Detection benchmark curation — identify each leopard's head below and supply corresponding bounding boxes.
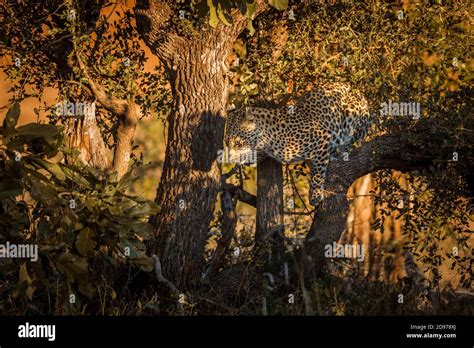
[224,107,261,152]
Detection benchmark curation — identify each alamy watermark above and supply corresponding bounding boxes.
[324,242,365,262]
[380,100,420,120]
[18,322,55,341]
[0,242,38,262]
[55,101,96,118]
[217,147,257,166]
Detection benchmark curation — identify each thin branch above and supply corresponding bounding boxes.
[75,50,128,115]
[222,182,256,207]
[152,254,184,313]
[152,254,180,294]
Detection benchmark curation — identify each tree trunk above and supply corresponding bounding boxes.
[64,105,110,171]
[255,157,285,273]
[133,0,271,289]
[148,42,230,289]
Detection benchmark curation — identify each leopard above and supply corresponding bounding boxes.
[224,81,372,206]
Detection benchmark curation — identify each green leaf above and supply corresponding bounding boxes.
[121,239,146,259]
[247,20,256,36]
[55,252,92,297]
[126,201,160,217]
[245,1,256,19]
[218,7,232,26]
[75,227,97,256]
[60,165,92,188]
[217,1,233,26]
[208,0,219,28]
[3,102,20,129]
[237,0,247,15]
[85,198,95,212]
[268,0,288,11]
[56,252,88,279]
[16,123,60,137]
[27,174,59,205]
[28,157,66,181]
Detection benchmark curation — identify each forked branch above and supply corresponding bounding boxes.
[74,50,139,178]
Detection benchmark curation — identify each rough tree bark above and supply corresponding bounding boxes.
[135,0,269,289]
[256,158,285,273]
[65,105,110,170]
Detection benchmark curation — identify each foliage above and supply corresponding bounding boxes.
[0,0,472,315]
[225,0,473,290]
[180,0,288,29]
[0,0,171,148]
[0,103,158,314]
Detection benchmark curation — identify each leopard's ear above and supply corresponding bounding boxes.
[244,106,254,120]
[245,107,266,121]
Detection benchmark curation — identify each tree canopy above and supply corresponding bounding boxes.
[0,0,472,315]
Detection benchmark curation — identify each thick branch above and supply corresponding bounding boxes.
[134,0,184,62]
[135,0,269,63]
[304,117,473,275]
[323,120,440,191]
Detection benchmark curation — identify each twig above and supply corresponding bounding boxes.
[152,254,184,313]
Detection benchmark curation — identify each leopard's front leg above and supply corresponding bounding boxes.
[309,144,331,206]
